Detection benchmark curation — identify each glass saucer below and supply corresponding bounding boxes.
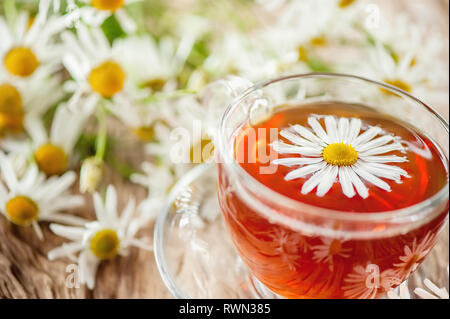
[154,163,449,299]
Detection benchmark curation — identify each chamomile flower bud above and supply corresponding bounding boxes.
[79,157,104,194]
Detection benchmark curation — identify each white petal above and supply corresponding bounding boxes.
[316,165,339,197]
[301,165,329,195]
[48,242,84,260]
[41,213,87,226]
[324,116,339,143]
[118,197,135,237]
[423,279,449,299]
[347,168,369,199]
[358,155,408,163]
[32,221,44,241]
[46,195,85,211]
[272,157,323,167]
[307,117,331,145]
[49,224,86,241]
[359,143,405,156]
[292,121,328,146]
[0,152,18,190]
[339,166,356,198]
[358,162,407,181]
[93,192,106,223]
[76,23,98,58]
[24,116,48,147]
[414,288,439,299]
[272,141,322,156]
[285,162,327,181]
[78,251,100,290]
[115,9,137,33]
[352,163,391,192]
[18,165,39,192]
[355,135,395,153]
[280,129,322,149]
[352,126,382,147]
[338,117,350,143]
[50,171,77,198]
[347,118,362,144]
[105,185,118,221]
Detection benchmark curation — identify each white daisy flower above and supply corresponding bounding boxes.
[61,23,145,116]
[0,151,84,240]
[393,232,438,280]
[361,40,446,104]
[2,104,88,176]
[311,238,352,271]
[66,0,141,33]
[113,35,184,92]
[0,71,64,135]
[271,115,409,199]
[47,185,153,289]
[131,162,174,200]
[0,0,65,79]
[204,32,278,82]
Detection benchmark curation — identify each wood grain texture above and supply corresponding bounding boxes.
[0,0,448,299]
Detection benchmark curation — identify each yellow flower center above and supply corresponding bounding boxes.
[310,36,327,47]
[381,79,412,95]
[329,239,343,255]
[339,0,357,8]
[133,125,155,142]
[297,46,308,62]
[91,0,125,12]
[34,143,68,176]
[0,83,24,133]
[90,229,120,260]
[6,196,39,226]
[322,143,358,166]
[144,78,167,91]
[88,61,125,98]
[190,136,214,163]
[27,16,36,30]
[4,47,39,77]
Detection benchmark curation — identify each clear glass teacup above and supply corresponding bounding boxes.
[216,73,449,299]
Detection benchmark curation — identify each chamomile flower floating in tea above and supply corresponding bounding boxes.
[272,115,409,198]
[2,105,87,176]
[0,0,65,79]
[0,152,84,240]
[48,185,153,289]
[67,0,141,33]
[61,24,143,115]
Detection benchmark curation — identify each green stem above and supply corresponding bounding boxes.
[95,108,108,161]
[4,0,17,25]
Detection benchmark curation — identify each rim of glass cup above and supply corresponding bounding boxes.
[217,72,449,225]
[154,163,213,299]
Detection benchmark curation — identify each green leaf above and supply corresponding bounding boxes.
[307,57,333,72]
[101,15,126,44]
